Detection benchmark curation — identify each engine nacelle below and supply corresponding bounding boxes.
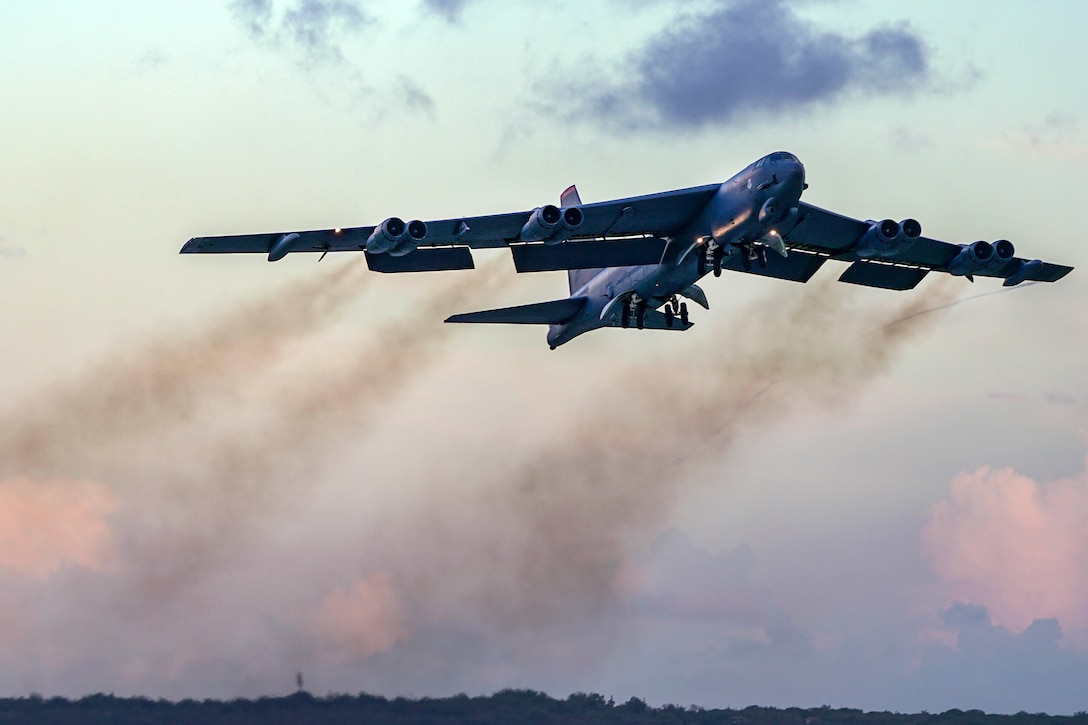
[855,218,920,258]
[993,239,1016,264]
[366,217,408,254]
[388,219,428,257]
[520,205,583,245]
[948,239,1015,277]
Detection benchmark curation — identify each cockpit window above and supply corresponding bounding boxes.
[766,151,798,163]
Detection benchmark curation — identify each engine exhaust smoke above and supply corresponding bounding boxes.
[0,262,367,478]
[355,277,965,669]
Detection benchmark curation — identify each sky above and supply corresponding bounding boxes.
[1,0,1087,714]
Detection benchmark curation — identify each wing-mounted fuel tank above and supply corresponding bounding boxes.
[366,217,428,256]
[948,239,1015,278]
[520,204,584,245]
[855,218,921,259]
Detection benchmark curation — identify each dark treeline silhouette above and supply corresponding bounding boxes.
[1,690,1085,725]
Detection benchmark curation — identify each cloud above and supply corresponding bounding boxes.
[0,479,117,577]
[985,111,1088,164]
[313,573,411,659]
[422,0,471,22]
[229,0,371,62]
[230,0,274,38]
[922,457,1088,639]
[906,603,1088,714]
[573,0,932,129]
[395,76,435,116]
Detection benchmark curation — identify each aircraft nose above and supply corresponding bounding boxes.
[781,161,805,195]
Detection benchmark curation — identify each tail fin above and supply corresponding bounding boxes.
[560,184,603,294]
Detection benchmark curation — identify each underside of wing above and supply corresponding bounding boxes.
[510,238,669,272]
[725,249,827,283]
[181,227,373,256]
[181,183,721,273]
[780,202,1073,287]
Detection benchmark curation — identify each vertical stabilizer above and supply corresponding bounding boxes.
[561,185,602,294]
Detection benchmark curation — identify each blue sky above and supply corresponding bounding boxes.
[1,0,1087,713]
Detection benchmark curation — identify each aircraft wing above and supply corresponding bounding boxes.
[179,184,721,272]
[777,202,1073,289]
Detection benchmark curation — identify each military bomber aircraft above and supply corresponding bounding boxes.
[181,152,1073,349]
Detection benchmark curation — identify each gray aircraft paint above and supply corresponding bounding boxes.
[181,152,1072,349]
[545,153,805,348]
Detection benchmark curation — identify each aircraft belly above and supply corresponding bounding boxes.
[635,259,700,305]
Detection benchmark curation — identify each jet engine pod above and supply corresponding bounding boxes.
[855,219,914,258]
[366,217,408,254]
[561,206,583,230]
[520,205,562,242]
[521,204,584,244]
[389,219,429,257]
[993,239,1015,263]
[948,240,998,277]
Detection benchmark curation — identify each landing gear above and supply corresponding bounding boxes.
[664,302,675,328]
[704,243,724,277]
[740,244,768,271]
[701,242,725,278]
[679,302,689,326]
[621,295,647,330]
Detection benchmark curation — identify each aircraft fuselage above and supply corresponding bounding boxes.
[547,152,806,348]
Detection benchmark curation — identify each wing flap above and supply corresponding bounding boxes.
[364,248,474,273]
[511,238,668,272]
[839,262,929,290]
[445,297,586,325]
[726,250,827,282]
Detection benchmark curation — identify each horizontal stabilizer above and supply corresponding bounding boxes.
[512,238,668,272]
[604,307,693,331]
[365,248,474,273]
[446,297,587,325]
[839,261,929,290]
[726,249,826,282]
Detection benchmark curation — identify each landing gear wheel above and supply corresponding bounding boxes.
[664,304,675,328]
[756,246,768,269]
[635,301,647,330]
[698,250,707,277]
[712,247,724,277]
[621,303,630,329]
[679,302,689,326]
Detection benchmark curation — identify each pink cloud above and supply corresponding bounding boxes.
[0,478,118,577]
[922,460,1088,636]
[312,573,411,660]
